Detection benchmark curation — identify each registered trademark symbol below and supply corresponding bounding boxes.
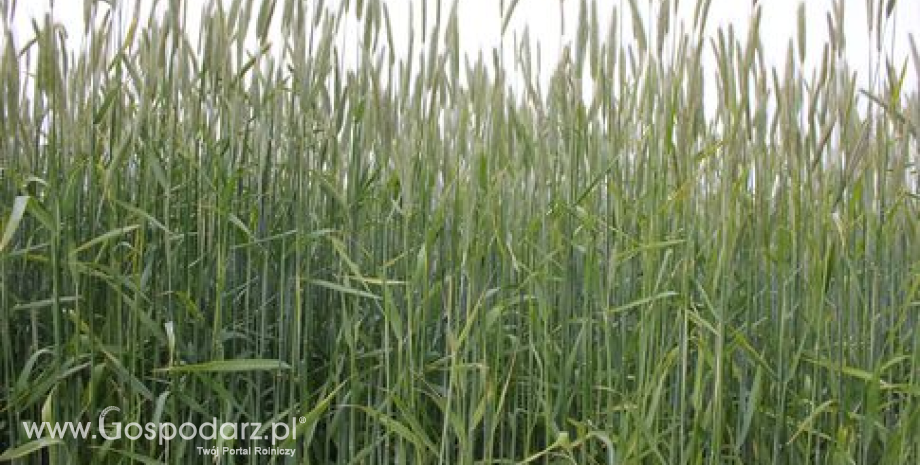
[299,417,306,424]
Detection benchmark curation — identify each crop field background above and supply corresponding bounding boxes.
[1,0,919,463]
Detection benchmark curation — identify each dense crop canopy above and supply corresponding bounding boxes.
[1,0,919,463]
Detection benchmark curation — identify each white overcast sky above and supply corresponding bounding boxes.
[4,0,919,99]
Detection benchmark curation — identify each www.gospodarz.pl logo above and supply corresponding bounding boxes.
[22,406,304,457]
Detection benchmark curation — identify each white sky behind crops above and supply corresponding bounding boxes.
[3,0,919,109]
